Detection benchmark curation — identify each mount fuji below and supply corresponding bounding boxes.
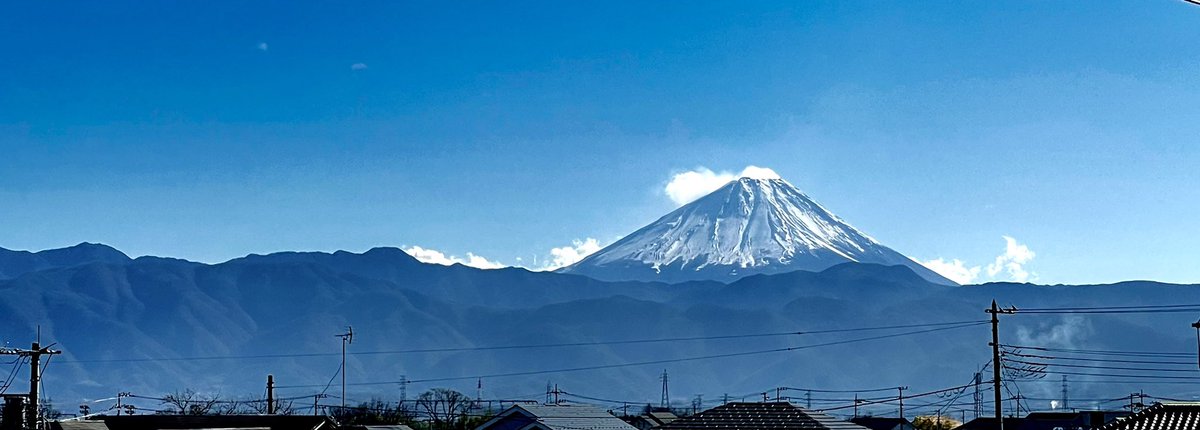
[559,176,954,285]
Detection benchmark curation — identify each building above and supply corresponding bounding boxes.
[954,410,1129,430]
[1098,402,1200,430]
[849,417,915,430]
[658,402,869,430]
[475,404,638,430]
[623,411,678,430]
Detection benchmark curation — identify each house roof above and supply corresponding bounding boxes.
[848,417,911,430]
[476,404,637,430]
[49,422,112,430]
[658,402,870,430]
[646,412,678,426]
[1098,403,1200,430]
[96,414,335,430]
[952,417,1025,430]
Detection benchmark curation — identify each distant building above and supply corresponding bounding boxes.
[1098,402,1200,430]
[475,404,638,430]
[849,416,915,430]
[658,402,869,430]
[622,411,678,430]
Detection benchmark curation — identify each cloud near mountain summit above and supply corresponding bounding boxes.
[664,166,780,206]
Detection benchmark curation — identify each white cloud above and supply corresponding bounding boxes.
[919,236,1036,284]
[920,258,981,284]
[257,42,269,51]
[987,235,1036,282]
[351,63,368,71]
[403,245,504,270]
[664,166,781,206]
[543,238,603,271]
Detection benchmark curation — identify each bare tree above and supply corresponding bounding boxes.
[417,389,471,430]
[160,390,220,415]
[333,398,414,426]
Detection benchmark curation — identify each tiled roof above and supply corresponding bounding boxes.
[478,404,637,430]
[659,402,870,430]
[1099,403,1200,430]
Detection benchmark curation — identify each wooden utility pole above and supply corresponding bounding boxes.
[897,386,908,419]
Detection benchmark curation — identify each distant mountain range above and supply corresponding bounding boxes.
[559,178,953,285]
[2,242,1198,415]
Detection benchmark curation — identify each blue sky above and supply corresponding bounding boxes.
[2,1,1198,284]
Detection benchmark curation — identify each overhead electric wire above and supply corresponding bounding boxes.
[1006,358,1200,373]
[779,385,904,394]
[1000,344,1193,358]
[1003,350,1196,366]
[276,321,987,389]
[1003,365,1200,381]
[1011,303,1200,315]
[59,319,989,364]
[815,382,984,412]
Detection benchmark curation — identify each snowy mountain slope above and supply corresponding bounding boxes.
[560,177,954,285]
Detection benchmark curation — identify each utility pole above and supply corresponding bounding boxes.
[1192,320,1200,369]
[336,326,353,413]
[266,374,276,415]
[0,341,62,430]
[115,392,130,416]
[805,391,811,409]
[775,387,782,402]
[987,300,1014,429]
[897,386,908,419]
[313,393,327,416]
[853,394,859,417]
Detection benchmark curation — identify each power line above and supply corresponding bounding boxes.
[1001,344,1193,358]
[1010,304,1200,315]
[1004,366,1200,381]
[1006,358,1200,373]
[1003,350,1196,366]
[816,382,985,412]
[276,322,987,389]
[59,319,989,364]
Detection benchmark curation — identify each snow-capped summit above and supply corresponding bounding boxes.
[559,176,955,285]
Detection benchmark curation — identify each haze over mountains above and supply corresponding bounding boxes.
[2,241,1199,414]
[0,174,1194,412]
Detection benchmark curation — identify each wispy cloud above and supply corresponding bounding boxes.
[920,236,1037,284]
[664,166,780,206]
[257,42,269,52]
[403,245,504,269]
[350,63,368,71]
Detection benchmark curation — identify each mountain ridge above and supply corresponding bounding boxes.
[2,242,1198,409]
